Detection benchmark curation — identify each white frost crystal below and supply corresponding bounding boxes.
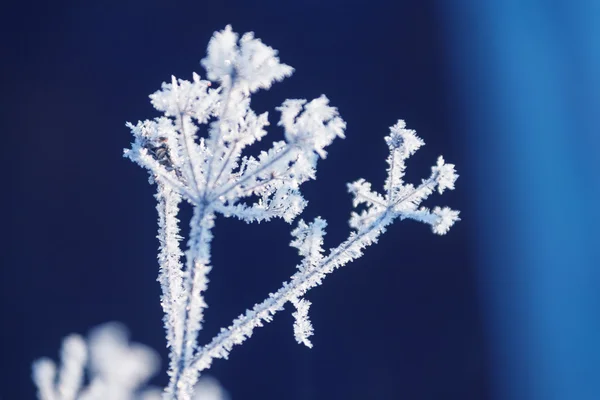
[34,25,459,400]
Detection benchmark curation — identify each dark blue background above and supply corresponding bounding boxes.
[3,1,598,400]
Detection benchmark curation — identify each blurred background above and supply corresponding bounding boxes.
[2,1,598,399]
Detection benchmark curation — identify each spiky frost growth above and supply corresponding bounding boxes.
[186,120,458,375]
[22,25,464,400]
[124,25,345,399]
[348,120,460,234]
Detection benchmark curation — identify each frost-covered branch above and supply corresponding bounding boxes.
[124,25,346,400]
[348,121,460,235]
[121,25,459,400]
[155,183,185,375]
[28,25,460,400]
[185,122,458,378]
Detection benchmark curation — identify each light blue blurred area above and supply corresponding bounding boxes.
[438,1,600,399]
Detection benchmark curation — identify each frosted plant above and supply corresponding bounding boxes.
[32,323,229,400]
[33,25,459,400]
[32,323,161,400]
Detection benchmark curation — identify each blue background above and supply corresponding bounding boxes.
[2,1,598,399]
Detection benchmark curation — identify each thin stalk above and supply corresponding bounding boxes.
[168,201,214,400]
[188,208,395,374]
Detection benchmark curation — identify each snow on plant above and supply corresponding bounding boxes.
[33,25,459,400]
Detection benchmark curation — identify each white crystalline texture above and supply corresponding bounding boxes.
[348,120,460,235]
[124,25,347,399]
[30,25,463,400]
[277,96,346,159]
[201,25,294,94]
[291,297,314,348]
[290,217,327,271]
[432,206,461,235]
[432,156,458,194]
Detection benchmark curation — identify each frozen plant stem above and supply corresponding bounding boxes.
[32,25,460,400]
[120,25,460,400]
[171,202,213,399]
[188,168,452,375]
[190,209,393,374]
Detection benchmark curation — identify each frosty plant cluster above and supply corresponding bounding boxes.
[32,26,459,400]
